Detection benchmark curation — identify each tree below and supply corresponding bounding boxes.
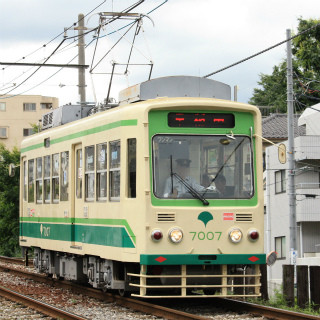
[249,18,320,112]
[0,143,20,256]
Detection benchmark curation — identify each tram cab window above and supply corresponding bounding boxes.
[44,155,51,203]
[152,135,254,200]
[127,138,136,198]
[60,151,69,201]
[52,153,60,203]
[76,149,82,199]
[36,157,43,203]
[85,146,95,201]
[109,140,120,201]
[23,161,27,201]
[96,143,107,201]
[28,159,35,203]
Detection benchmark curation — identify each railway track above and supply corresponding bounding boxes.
[0,256,319,320]
[0,285,88,320]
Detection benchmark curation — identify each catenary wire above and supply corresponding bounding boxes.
[203,22,320,78]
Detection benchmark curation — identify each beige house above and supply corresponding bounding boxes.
[0,95,59,150]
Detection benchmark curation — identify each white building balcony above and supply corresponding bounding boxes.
[295,135,320,161]
[296,186,320,222]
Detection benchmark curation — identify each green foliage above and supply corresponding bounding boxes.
[249,18,320,112]
[0,143,20,256]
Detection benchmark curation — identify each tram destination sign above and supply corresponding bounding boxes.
[168,112,235,128]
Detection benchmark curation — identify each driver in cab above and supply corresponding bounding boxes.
[163,158,205,198]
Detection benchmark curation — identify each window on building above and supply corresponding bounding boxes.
[96,143,107,201]
[275,236,286,259]
[36,157,43,203]
[275,170,286,194]
[23,103,36,111]
[40,103,52,109]
[44,155,51,203]
[28,159,35,203]
[52,153,59,202]
[127,138,136,198]
[0,102,6,111]
[85,146,95,201]
[109,140,120,201]
[23,128,34,137]
[0,127,8,139]
[60,151,69,201]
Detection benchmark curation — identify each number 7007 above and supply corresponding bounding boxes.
[190,231,222,241]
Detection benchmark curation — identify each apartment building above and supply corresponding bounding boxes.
[0,95,58,150]
[264,103,320,291]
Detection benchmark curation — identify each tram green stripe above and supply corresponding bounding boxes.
[20,222,136,248]
[21,119,138,153]
[140,254,266,265]
[20,217,136,244]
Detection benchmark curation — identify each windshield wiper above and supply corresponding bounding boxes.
[169,156,209,205]
[171,172,209,205]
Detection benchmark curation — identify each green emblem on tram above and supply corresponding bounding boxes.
[198,211,213,227]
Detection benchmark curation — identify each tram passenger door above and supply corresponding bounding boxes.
[72,144,83,247]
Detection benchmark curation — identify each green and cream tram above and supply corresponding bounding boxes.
[20,76,265,298]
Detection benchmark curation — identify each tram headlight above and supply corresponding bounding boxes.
[229,228,242,243]
[168,227,183,243]
[151,229,163,242]
[248,229,259,241]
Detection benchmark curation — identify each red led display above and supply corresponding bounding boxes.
[168,113,235,128]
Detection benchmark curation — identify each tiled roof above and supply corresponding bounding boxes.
[262,113,305,139]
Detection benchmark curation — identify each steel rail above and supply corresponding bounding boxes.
[0,264,207,320]
[1,260,318,320]
[0,285,88,320]
[215,298,320,320]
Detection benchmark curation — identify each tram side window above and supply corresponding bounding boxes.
[85,146,95,201]
[44,155,51,203]
[96,143,107,201]
[36,157,43,203]
[52,153,59,203]
[61,151,69,201]
[28,160,35,203]
[127,138,136,198]
[109,140,120,201]
[23,161,27,201]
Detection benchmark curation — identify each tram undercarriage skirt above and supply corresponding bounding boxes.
[128,264,261,298]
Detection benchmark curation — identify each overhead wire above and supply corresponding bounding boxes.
[1,0,165,99]
[203,22,320,78]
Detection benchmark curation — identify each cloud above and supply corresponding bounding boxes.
[0,0,319,105]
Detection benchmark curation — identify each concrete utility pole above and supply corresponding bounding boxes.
[286,29,297,263]
[76,13,86,106]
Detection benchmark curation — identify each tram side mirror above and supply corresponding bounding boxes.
[8,163,16,177]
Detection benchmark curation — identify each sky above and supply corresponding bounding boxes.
[0,0,319,106]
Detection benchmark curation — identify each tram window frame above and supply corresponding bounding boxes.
[52,153,60,203]
[44,155,51,203]
[60,151,69,201]
[23,161,27,201]
[36,157,43,203]
[109,140,120,201]
[96,143,107,202]
[85,145,95,202]
[28,159,35,203]
[127,138,136,198]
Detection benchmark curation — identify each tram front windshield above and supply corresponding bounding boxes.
[152,135,254,200]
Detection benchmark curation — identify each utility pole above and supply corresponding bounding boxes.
[286,29,297,264]
[76,13,86,106]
